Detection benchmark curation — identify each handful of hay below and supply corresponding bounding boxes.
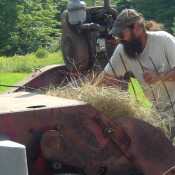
[47,80,166,131]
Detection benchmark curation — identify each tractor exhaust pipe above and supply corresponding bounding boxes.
[104,0,111,10]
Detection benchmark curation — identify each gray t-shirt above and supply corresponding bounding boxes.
[104,31,175,114]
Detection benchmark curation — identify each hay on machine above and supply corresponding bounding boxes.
[47,77,168,135]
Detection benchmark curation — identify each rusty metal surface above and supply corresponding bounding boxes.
[1,92,175,175]
[0,92,85,114]
[113,117,175,175]
[0,92,132,175]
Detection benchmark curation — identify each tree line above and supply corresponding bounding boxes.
[0,0,68,56]
[0,0,175,56]
[116,0,175,33]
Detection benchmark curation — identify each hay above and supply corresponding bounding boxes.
[47,79,167,132]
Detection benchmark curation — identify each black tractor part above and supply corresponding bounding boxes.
[61,11,90,72]
[61,2,118,72]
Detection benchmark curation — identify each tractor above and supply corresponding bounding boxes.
[61,0,118,72]
[0,1,175,175]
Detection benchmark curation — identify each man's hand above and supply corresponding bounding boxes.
[143,70,161,84]
[102,75,121,87]
[95,72,124,87]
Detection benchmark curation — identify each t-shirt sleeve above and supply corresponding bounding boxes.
[104,44,126,77]
[164,32,175,68]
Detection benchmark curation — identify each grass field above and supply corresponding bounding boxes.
[0,51,64,93]
[0,73,29,92]
[0,52,63,73]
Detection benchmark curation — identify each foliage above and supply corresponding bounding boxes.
[54,0,68,20]
[0,0,175,55]
[115,0,175,32]
[85,0,116,6]
[0,0,68,55]
[12,0,60,55]
[35,48,49,58]
[172,17,175,35]
[0,0,16,55]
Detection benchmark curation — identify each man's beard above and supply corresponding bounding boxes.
[121,38,143,59]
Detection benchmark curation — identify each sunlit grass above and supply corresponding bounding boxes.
[0,73,29,93]
[0,51,63,73]
[0,51,64,93]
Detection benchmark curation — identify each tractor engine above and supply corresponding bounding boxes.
[61,0,118,72]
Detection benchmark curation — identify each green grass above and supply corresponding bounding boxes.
[0,73,29,93]
[0,51,64,93]
[0,51,63,73]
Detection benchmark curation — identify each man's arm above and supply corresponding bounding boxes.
[161,67,175,81]
[95,71,122,87]
[95,71,130,91]
[143,68,175,84]
[144,32,175,84]
[97,44,127,86]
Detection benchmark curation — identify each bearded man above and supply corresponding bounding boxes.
[103,9,175,137]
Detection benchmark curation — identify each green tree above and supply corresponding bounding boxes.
[115,0,175,32]
[0,0,67,55]
[12,0,60,54]
[0,0,17,55]
[54,0,68,19]
[172,17,175,35]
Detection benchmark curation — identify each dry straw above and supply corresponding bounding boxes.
[47,74,168,134]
